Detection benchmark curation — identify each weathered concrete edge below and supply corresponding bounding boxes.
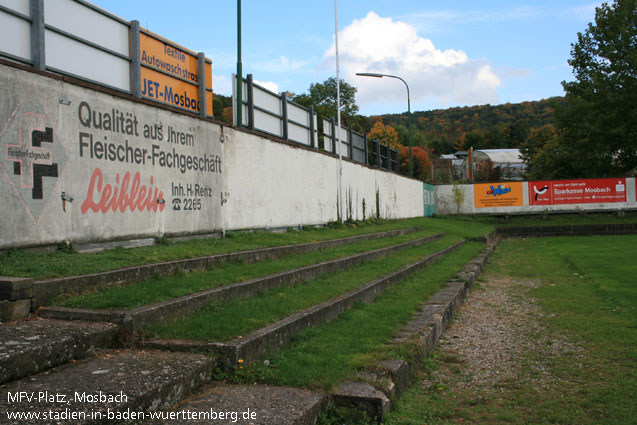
[497,222,637,238]
[0,323,120,385]
[330,236,500,421]
[118,355,218,417]
[30,227,420,307]
[145,240,465,372]
[39,233,444,328]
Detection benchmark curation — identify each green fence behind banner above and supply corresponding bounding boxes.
[424,183,435,217]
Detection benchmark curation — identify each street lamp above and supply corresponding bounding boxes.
[236,0,242,127]
[356,72,412,177]
[334,0,344,222]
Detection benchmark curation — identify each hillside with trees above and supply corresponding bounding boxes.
[380,98,561,156]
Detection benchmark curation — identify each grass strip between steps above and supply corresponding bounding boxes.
[1,221,415,278]
[232,242,484,391]
[148,236,463,341]
[56,229,440,310]
[0,217,495,279]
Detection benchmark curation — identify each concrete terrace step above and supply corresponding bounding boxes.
[31,227,419,307]
[39,233,444,331]
[0,350,215,425]
[144,384,325,425]
[0,319,119,385]
[146,240,466,370]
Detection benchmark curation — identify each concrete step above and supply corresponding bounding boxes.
[0,319,119,385]
[40,233,444,331]
[146,240,466,371]
[0,349,215,424]
[31,228,419,307]
[144,384,325,425]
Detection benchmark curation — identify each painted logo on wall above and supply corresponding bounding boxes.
[474,182,523,208]
[0,85,68,222]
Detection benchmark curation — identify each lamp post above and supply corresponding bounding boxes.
[236,0,242,127]
[356,72,412,177]
[334,0,344,222]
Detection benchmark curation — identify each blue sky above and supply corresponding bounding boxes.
[91,0,602,116]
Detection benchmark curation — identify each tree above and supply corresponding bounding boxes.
[293,77,359,125]
[529,0,637,178]
[520,124,559,179]
[213,94,233,124]
[430,137,455,156]
[368,119,400,149]
[507,121,531,147]
[399,146,431,181]
[452,182,465,214]
[395,124,427,149]
[222,107,234,124]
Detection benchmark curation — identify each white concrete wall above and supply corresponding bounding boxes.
[435,184,475,215]
[0,63,424,248]
[222,130,423,230]
[435,179,637,215]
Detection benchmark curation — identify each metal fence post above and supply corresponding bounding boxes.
[30,0,45,70]
[281,92,288,140]
[309,105,316,149]
[130,21,142,97]
[391,148,397,172]
[247,74,255,130]
[348,126,353,159]
[330,118,336,153]
[364,133,369,166]
[197,53,207,117]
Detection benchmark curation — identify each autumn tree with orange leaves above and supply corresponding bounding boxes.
[368,118,401,150]
[399,146,432,181]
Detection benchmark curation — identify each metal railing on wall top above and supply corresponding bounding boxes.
[0,0,213,117]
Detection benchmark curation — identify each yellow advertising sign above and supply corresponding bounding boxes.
[474,182,524,208]
[140,67,212,114]
[139,31,212,115]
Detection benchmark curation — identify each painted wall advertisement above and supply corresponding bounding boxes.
[474,182,524,208]
[0,66,223,249]
[529,178,626,205]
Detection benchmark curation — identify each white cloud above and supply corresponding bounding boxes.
[326,12,501,109]
[254,80,279,93]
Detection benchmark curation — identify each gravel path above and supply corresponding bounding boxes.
[427,274,583,392]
